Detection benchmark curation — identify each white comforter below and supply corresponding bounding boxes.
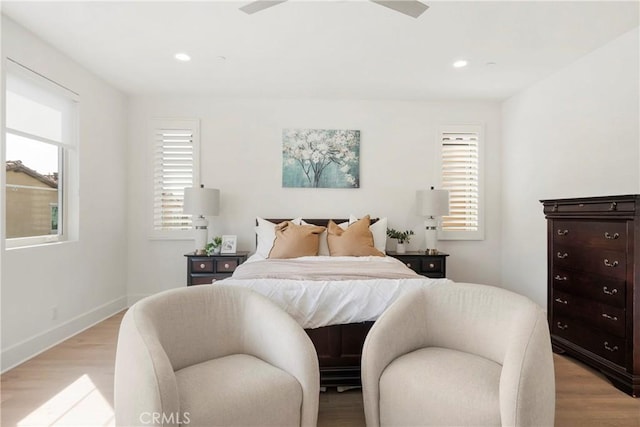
[220,255,452,329]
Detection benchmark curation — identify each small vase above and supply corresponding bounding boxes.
[396,243,406,254]
[213,247,221,255]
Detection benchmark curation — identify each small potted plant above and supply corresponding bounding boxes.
[386,228,414,254]
[205,236,223,255]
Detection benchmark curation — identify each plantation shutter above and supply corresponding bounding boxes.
[152,120,199,231]
[440,131,479,232]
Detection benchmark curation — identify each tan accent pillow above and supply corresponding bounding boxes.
[327,215,385,257]
[268,221,327,259]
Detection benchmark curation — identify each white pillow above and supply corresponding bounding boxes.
[255,217,302,258]
[349,214,387,254]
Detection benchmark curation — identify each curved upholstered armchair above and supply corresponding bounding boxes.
[114,285,319,427]
[362,282,555,427]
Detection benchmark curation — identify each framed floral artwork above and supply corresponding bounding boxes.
[221,235,237,254]
[282,128,360,188]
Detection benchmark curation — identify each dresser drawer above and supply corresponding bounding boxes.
[545,200,635,215]
[191,275,217,285]
[399,257,421,272]
[553,315,626,366]
[216,259,239,273]
[190,259,214,273]
[552,268,626,307]
[552,290,625,338]
[191,273,237,285]
[422,259,442,273]
[421,258,445,277]
[553,220,627,251]
[553,244,626,280]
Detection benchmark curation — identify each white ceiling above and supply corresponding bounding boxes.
[2,1,638,100]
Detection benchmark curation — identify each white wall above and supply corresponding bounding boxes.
[0,16,129,371]
[5,11,633,374]
[127,97,502,300]
[501,27,640,308]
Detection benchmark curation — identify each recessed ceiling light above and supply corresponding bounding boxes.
[174,53,191,62]
[453,60,468,68]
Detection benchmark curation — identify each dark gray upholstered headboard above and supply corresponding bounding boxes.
[261,218,379,226]
[256,218,379,247]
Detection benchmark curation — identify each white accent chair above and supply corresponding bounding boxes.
[114,285,319,427]
[362,282,555,427]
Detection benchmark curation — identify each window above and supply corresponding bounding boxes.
[438,125,484,240]
[4,60,78,248]
[151,119,200,238]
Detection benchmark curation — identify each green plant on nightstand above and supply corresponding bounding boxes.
[387,228,414,254]
[386,228,414,244]
[205,236,223,255]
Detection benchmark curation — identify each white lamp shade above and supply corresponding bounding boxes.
[183,187,220,216]
[417,189,450,217]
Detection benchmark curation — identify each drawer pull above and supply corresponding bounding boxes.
[604,232,620,240]
[557,229,569,236]
[601,313,618,321]
[406,263,411,268]
[609,202,618,211]
[200,263,206,269]
[556,252,568,259]
[554,275,568,281]
[429,263,435,268]
[224,263,230,269]
[554,298,568,305]
[604,341,619,352]
[602,286,618,296]
[603,259,619,267]
[556,322,568,330]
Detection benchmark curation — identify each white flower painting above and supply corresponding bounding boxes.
[282,128,360,188]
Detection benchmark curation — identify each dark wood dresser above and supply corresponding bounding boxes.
[184,251,249,285]
[541,195,639,397]
[386,251,448,278]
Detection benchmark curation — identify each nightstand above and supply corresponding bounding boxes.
[387,251,449,278]
[184,251,249,285]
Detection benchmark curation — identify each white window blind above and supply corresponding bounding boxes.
[5,59,79,248]
[152,120,199,233]
[439,126,484,240]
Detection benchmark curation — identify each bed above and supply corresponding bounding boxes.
[220,217,451,387]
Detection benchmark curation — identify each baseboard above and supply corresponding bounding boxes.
[1,296,128,373]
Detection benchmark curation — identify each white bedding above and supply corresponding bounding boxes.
[220,255,452,329]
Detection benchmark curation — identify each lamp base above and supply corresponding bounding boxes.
[193,216,209,255]
[424,217,438,255]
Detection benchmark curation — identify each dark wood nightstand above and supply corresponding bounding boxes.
[387,251,449,278]
[184,251,249,285]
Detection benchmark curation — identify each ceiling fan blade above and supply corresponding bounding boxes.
[370,1,429,18]
[239,0,288,15]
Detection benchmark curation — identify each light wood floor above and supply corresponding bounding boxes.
[1,311,639,426]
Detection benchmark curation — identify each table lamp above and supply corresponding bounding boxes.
[183,185,220,255]
[417,187,449,254]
